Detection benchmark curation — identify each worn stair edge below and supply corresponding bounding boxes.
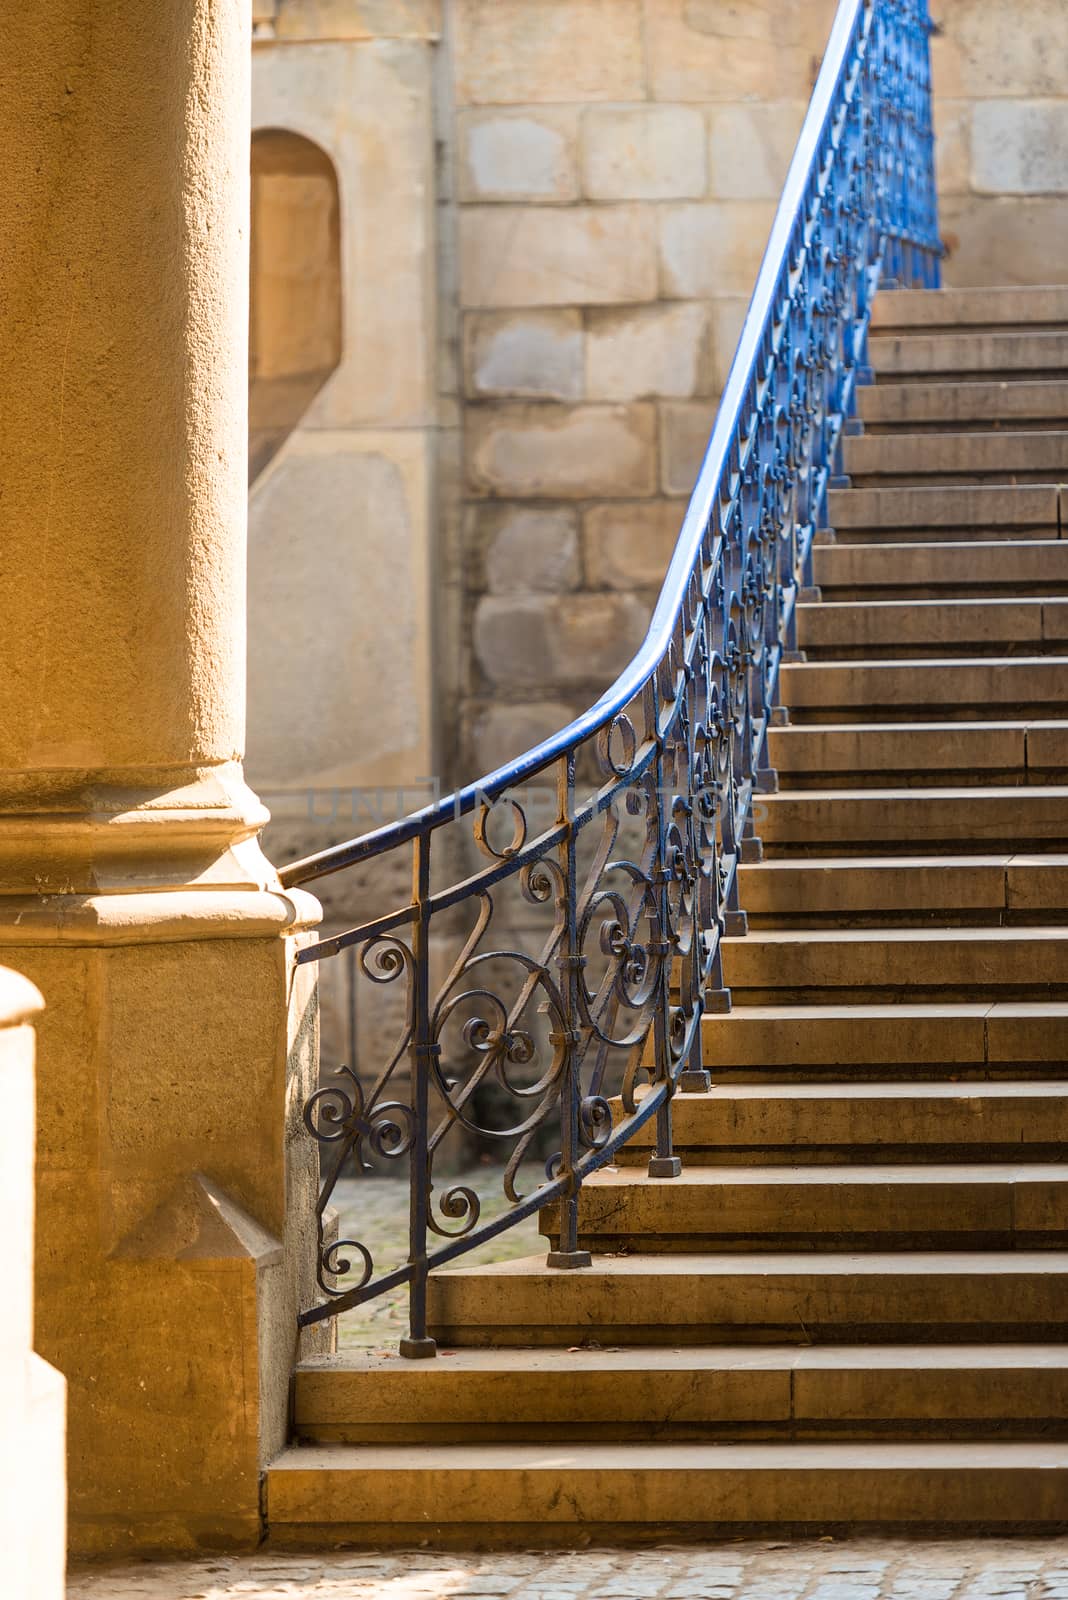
[425,1250,1068,1346]
[291,1344,1068,1442]
[266,1440,1068,1542]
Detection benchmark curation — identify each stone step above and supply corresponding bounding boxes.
[543,1164,1068,1252]
[701,1003,1068,1080]
[842,430,1068,488]
[827,483,1063,538]
[614,1083,1068,1166]
[291,1344,1068,1444]
[814,539,1068,600]
[870,286,1068,334]
[267,1438,1068,1541]
[756,786,1068,850]
[739,854,1068,921]
[779,657,1068,718]
[796,600,1068,657]
[767,722,1068,781]
[870,331,1068,381]
[858,380,1068,433]
[723,925,1068,1000]
[424,1251,1068,1346]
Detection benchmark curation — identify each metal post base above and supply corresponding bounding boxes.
[678,1068,712,1093]
[724,909,748,937]
[648,1154,682,1179]
[399,1336,438,1359]
[547,1249,593,1270]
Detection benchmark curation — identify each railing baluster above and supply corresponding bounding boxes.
[547,753,592,1270]
[400,830,437,1358]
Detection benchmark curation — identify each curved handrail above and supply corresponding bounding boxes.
[289,0,941,1344]
[280,0,937,893]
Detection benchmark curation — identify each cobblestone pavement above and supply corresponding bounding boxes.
[67,1539,1068,1600]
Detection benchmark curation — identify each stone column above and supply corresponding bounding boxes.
[0,2,322,1556]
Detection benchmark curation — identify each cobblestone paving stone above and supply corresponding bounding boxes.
[67,1541,1068,1600]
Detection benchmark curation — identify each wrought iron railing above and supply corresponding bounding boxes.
[280,0,941,1354]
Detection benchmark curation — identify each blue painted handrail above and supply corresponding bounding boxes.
[282,0,941,1348]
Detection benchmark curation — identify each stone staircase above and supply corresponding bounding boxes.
[269,285,1068,1544]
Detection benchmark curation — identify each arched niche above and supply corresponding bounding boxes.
[249,127,342,482]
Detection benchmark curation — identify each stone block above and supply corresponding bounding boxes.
[645,0,836,101]
[708,102,807,200]
[472,699,578,773]
[464,310,583,401]
[460,206,658,309]
[584,501,685,591]
[271,1,442,39]
[658,202,776,300]
[939,196,1068,289]
[585,302,715,402]
[581,107,707,201]
[659,401,714,497]
[465,403,657,499]
[972,101,1068,197]
[248,430,434,792]
[458,109,579,203]
[474,593,650,690]
[935,99,972,198]
[483,506,581,594]
[931,0,1068,97]
[452,0,644,105]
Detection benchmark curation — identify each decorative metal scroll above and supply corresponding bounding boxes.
[280,0,942,1353]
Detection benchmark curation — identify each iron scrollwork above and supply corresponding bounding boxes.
[282,0,942,1350]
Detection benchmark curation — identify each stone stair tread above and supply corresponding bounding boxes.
[678,1080,1068,1100]
[706,1000,1068,1018]
[815,539,1068,592]
[579,1162,1068,1188]
[725,924,1068,944]
[859,380,1068,427]
[295,1342,1068,1379]
[871,286,1068,330]
[435,1249,1068,1281]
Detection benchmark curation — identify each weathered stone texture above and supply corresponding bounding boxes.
[940,195,1068,287]
[474,592,649,689]
[585,303,715,402]
[658,201,777,300]
[584,501,685,591]
[482,506,581,594]
[458,110,579,202]
[931,0,1068,97]
[708,102,807,200]
[464,310,583,400]
[971,101,1068,195]
[460,206,659,308]
[466,403,658,499]
[581,107,707,201]
[452,0,644,104]
[644,0,835,102]
[659,401,715,496]
[269,0,443,39]
[472,698,578,772]
[934,99,973,196]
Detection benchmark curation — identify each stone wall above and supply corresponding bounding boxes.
[447,0,838,779]
[931,0,1068,288]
